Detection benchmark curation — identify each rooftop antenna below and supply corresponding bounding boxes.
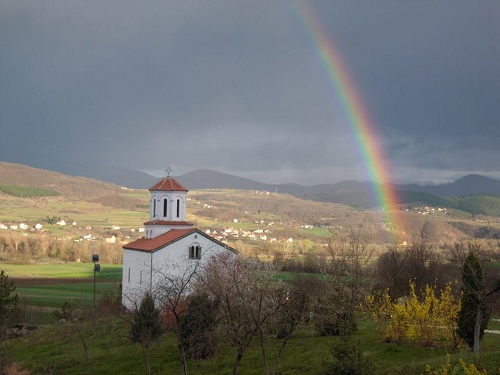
[165,166,172,177]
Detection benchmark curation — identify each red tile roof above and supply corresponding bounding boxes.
[144,220,193,226]
[149,176,188,192]
[123,228,238,254]
[123,228,196,252]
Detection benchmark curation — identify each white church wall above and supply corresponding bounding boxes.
[122,249,153,310]
[122,231,235,310]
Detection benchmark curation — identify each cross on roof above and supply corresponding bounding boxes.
[165,167,172,177]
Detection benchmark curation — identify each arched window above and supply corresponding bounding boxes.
[188,244,201,260]
[153,199,156,217]
[176,199,180,218]
[163,199,168,217]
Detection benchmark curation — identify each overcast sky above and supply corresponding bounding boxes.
[1,1,499,185]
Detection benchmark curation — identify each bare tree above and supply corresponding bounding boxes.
[326,226,375,308]
[374,245,406,299]
[270,275,318,374]
[197,252,286,375]
[153,259,202,375]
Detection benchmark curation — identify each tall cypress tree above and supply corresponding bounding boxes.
[456,253,489,349]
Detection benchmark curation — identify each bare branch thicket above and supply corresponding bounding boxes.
[375,223,451,299]
[403,233,445,293]
[326,226,375,308]
[374,245,406,299]
[198,252,294,375]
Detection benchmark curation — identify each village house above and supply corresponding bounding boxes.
[105,235,116,244]
[121,174,237,310]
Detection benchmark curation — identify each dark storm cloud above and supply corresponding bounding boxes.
[1,0,499,184]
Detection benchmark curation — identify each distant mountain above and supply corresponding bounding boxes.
[2,160,499,213]
[396,174,500,197]
[176,169,305,195]
[176,170,500,210]
[0,157,158,189]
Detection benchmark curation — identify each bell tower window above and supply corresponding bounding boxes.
[153,199,156,217]
[163,199,168,217]
[176,199,180,218]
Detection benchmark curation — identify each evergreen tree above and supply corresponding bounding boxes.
[130,292,163,347]
[0,270,18,339]
[179,293,219,360]
[456,253,489,349]
[323,338,373,375]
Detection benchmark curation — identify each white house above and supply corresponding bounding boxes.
[121,175,237,310]
[105,235,116,244]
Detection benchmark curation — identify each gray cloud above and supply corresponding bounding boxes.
[1,0,499,185]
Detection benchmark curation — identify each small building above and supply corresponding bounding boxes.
[105,235,116,244]
[121,175,237,310]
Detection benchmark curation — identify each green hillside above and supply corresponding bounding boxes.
[1,162,499,254]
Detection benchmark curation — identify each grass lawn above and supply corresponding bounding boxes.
[1,315,499,375]
[16,282,120,309]
[1,262,122,279]
[1,263,122,317]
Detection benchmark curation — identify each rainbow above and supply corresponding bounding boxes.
[294,2,402,237]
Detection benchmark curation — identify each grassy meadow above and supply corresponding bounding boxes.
[1,263,500,374]
[1,313,499,374]
[2,263,122,316]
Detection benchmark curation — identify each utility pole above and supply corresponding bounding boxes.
[92,254,100,326]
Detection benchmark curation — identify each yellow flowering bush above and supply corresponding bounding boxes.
[362,281,461,347]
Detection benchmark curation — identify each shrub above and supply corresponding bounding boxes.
[314,282,356,337]
[179,293,219,360]
[53,301,74,321]
[0,270,18,339]
[130,292,163,347]
[322,338,373,375]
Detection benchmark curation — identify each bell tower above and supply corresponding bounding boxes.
[143,168,193,238]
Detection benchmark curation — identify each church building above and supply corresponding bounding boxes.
[121,174,237,310]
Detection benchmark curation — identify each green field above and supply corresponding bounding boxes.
[2,315,499,374]
[1,263,122,279]
[1,263,122,311]
[16,283,118,309]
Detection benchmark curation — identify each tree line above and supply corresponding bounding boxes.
[0,232,123,264]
